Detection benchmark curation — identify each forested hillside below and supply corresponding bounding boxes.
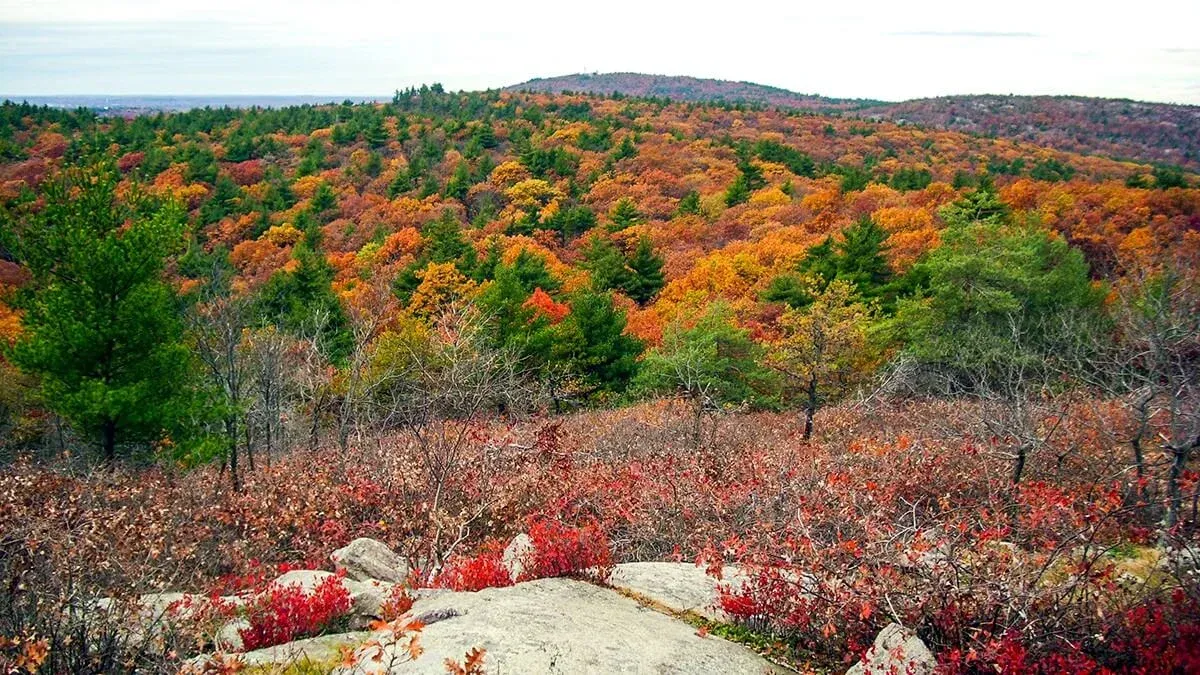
[513,72,1200,170]
[867,94,1200,170]
[1,86,1198,672]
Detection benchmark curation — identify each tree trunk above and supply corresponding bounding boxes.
[264,409,273,467]
[309,396,321,451]
[1011,443,1028,486]
[1131,437,1145,481]
[803,374,818,441]
[245,416,255,473]
[101,419,116,464]
[1164,446,1189,530]
[225,416,240,492]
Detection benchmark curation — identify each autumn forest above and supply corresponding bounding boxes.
[0,81,1198,673]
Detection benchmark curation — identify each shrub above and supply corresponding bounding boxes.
[238,575,352,651]
[435,519,612,591]
[524,518,612,582]
[435,542,513,592]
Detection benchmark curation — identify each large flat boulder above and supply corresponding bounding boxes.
[337,577,786,674]
[184,631,372,673]
[609,562,747,621]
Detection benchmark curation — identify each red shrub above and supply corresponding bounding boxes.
[238,575,351,651]
[436,542,513,592]
[116,152,144,173]
[212,560,300,596]
[435,519,613,591]
[524,518,612,582]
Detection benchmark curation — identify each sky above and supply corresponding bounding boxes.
[1,0,1198,104]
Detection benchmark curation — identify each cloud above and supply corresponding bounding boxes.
[891,31,1040,38]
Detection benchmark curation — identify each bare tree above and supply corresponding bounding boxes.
[189,295,252,490]
[1113,268,1200,531]
[367,302,536,574]
[243,325,296,467]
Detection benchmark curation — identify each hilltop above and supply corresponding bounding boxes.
[508,72,877,111]
[510,72,1200,169]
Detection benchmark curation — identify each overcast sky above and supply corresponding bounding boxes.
[2,0,1198,104]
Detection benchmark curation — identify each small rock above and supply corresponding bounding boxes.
[502,533,535,582]
[332,538,410,583]
[187,631,371,672]
[1157,544,1200,575]
[214,618,250,652]
[846,623,937,675]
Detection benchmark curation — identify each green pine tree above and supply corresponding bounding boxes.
[624,236,665,304]
[3,167,206,462]
[552,291,642,397]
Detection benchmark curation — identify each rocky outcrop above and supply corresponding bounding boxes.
[846,623,937,675]
[609,562,747,621]
[335,577,787,674]
[184,632,371,673]
[332,538,410,584]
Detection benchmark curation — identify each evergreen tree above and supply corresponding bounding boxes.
[362,114,389,148]
[608,198,643,231]
[551,291,642,396]
[611,135,638,161]
[724,173,752,207]
[505,249,561,295]
[624,236,665,304]
[796,237,839,288]
[309,182,338,222]
[394,210,477,302]
[581,235,633,293]
[255,244,353,364]
[635,303,777,442]
[472,238,503,283]
[443,162,473,201]
[545,204,597,241]
[476,261,553,363]
[199,174,242,225]
[834,217,892,300]
[939,182,1010,227]
[676,190,701,216]
[892,221,1103,387]
[3,167,204,462]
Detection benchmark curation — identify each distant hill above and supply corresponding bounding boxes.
[510,73,1199,169]
[2,95,387,116]
[866,95,1200,170]
[508,72,879,112]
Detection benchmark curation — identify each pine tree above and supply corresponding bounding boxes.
[724,174,752,206]
[676,190,701,216]
[4,167,203,462]
[443,162,473,201]
[624,236,665,304]
[552,291,642,396]
[580,235,633,293]
[835,217,892,300]
[255,244,353,364]
[608,198,643,231]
